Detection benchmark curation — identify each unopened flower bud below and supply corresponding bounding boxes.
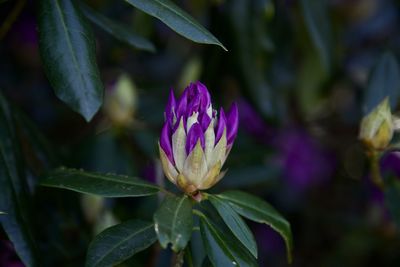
[159,82,238,194]
[104,74,137,126]
[359,97,393,150]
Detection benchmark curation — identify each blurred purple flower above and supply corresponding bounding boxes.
[238,100,273,143]
[381,151,400,177]
[275,130,335,190]
[238,99,335,190]
[251,223,285,266]
[367,152,400,220]
[141,163,156,184]
[0,240,24,267]
[159,81,238,194]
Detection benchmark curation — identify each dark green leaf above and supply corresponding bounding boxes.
[0,92,39,267]
[201,257,212,267]
[153,195,193,251]
[218,165,280,189]
[38,0,104,121]
[86,220,157,267]
[80,3,155,52]
[190,216,206,267]
[364,52,400,115]
[384,176,400,227]
[41,168,160,197]
[300,0,332,72]
[13,108,60,170]
[197,211,258,267]
[217,190,293,263]
[125,0,226,50]
[209,195,257,258]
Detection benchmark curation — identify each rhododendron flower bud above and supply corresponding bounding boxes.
[359,97,393,151]
[159,82,238,194]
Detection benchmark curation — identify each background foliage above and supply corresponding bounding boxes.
[1,0,400,266]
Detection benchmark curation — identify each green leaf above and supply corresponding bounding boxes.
[125,0,226,50]
[80,3,155,52]
[41,168,160,197]
[38,0,104,121]
[209,195,257,258]
[364,51,400,115]
[86,220,157,267]
[217,190,293,263]
[0,92,39,267]
[300,0,332,72]
[197,211,258,267]
[13,108,60,169]
[384,176,400,228]
[153,195,193,251]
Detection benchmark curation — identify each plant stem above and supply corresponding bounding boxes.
[173,250,185,267]
[369,150,384,190]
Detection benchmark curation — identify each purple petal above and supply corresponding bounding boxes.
[165,89,176,127]
[160,123,174,164]
[195,81,211,111]
[215,108,227,143]
[186,123,205,154]
[238,99,272,142]
[199,113,211,130]
[226,103,239,145]
[176,90,188,119]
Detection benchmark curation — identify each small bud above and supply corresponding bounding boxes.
[104,74,137,126]
[159,82,238,195]
[359,97,394,151]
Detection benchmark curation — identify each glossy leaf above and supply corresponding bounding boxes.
[154,195,193,251]
[300,0,332,72]
[0,93,39,267]
[80,3,155,52]
[41,168,160,197]
[364,52,400,115]
[86,220,157,267]
[209,195,257,258]
[125,0,226,50]
[217,190,293,263]
[198,211,258,267]
[38,0,104,121]
[384,176,400,228]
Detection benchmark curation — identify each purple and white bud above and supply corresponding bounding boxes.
[159,81,238,194]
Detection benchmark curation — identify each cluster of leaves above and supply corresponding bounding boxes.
[0,1,292,267]
[38,168,292,267]
[37,0,226,122]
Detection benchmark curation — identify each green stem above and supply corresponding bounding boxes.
[370,150,384,190]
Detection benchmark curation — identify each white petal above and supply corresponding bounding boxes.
[159,144,178,184]
[198,161,221,190]
[183,141,208,187]
[209,128,227,168]
[186,112,198,131]
[172,118,187,172]
[204,121,215,168]
[207,104,213,117]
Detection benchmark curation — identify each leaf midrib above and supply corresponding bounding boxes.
[54,0,88,103]
[43,170,158,190]
[153,0,214,39]
[91,223,153,267]
[217,194,287,226]
[171,196,187,244]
